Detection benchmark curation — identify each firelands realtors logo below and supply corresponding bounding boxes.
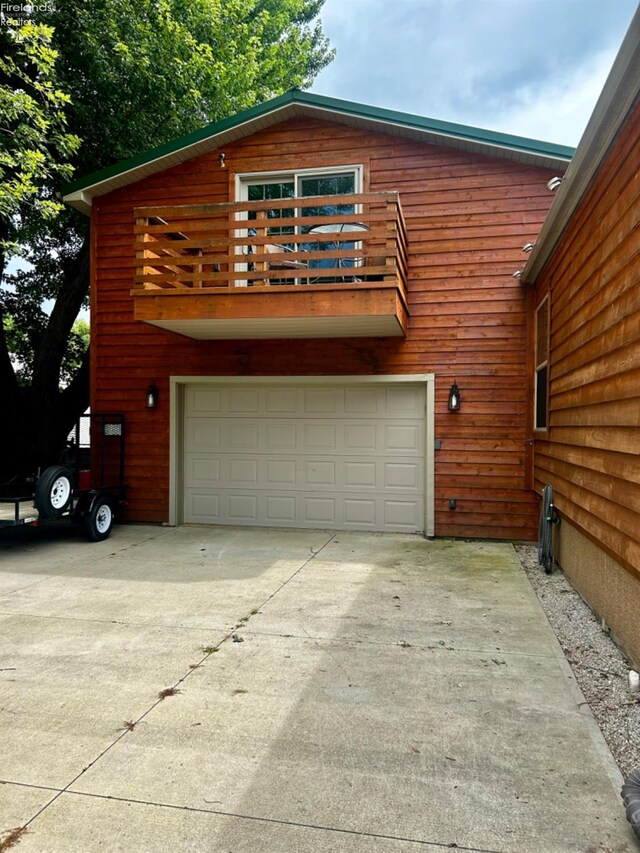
[1,3,54,26]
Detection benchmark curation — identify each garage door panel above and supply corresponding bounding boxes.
[303,388,339,414]
[344,387,379,414]
[305,460,336,487]
[303,496,337,524]
[189,492,220,520]
[303,423,337,450]
[265,423,298,450]
[228,459,259,485]
[344,498,376,527]
[185,489,422,532]
[228,494,258,521]
[184,457,221,487]
[344,461,376,488]
[384,386,424,416]
[228,388,260,413]
[186,387,222,414]
[186,455,422,494]
[385,424,420,452]
[187,420,221,451]
[384,462,419,489]
[385,499,421,529]
[266,459,297,487]
[265,495,296,523]
[344,423,376,451]
[183,383,426,532]
[264,388,299,413]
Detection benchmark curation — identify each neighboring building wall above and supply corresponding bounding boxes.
[532,100,640,659]
[92,116,557,536]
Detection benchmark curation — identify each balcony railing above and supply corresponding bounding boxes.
[133,192,408,296]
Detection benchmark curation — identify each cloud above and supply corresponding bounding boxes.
[484,46,620,146]
[313,0,637,145]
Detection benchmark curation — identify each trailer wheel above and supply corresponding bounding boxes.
[84,497,114,541]
[34,465,73,519]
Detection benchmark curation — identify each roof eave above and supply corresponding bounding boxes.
[62,90,574,215]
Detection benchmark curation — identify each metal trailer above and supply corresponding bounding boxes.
[0,413,126,541]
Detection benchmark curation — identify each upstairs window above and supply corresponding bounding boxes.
[535,295,549,430]
[237,167,362,282]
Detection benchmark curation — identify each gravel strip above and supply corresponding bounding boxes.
[515,544,640,780]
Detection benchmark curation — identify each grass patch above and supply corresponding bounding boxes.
[0,826,27,852]
[158,687,181,700]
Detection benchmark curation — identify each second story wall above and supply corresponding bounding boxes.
[93,117,559,536]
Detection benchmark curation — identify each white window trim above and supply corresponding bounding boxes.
[233,165,364,285]
[235,164,364,200]
[534,294,549,432]
[169,374,435,538]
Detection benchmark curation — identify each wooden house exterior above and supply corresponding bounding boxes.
[63,92,573,540]
[523,10,640,665]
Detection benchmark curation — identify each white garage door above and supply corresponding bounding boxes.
[182,382,426,532]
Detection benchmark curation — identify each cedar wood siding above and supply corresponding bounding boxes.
[532,99,640,575]
[92,116,558,537]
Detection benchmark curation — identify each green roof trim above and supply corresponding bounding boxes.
[61,90,575,198]
[300,91,575,158]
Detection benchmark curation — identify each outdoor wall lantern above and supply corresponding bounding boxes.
[546,176,563,191]
[448,383,461,412]
[146,382,159,409]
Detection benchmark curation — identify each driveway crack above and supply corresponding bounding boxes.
[5,531,338,841]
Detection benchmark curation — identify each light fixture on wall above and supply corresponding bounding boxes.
[522,242,535,253]
[219,152,226,168]
[146,382,159,409]
[448,383,461,412]
[546,176,563,191]
[512,269,523,279]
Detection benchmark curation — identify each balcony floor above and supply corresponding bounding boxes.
[134,283,408,340]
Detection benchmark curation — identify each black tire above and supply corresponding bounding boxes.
[84,496,115,541]
[34,465,74,519]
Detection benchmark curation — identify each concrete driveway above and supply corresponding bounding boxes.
[0,525,634,852]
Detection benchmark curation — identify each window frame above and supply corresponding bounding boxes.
[534,293,550,432]
[235,164,364,203]
[234,165,364,285]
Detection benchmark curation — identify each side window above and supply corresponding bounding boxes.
[535,295,549,430]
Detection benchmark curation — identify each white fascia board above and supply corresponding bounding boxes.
[62,105,297,213]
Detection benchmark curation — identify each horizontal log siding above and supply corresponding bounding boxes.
[533,100,640,576]
[93,117,557,535]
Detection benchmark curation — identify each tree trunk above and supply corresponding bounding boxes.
[0,237,91,482]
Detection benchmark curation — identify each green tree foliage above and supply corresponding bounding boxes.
[44,0,332,175]
[0,0,333,478]
[0,21,79,229]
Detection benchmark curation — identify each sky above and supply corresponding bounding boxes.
[311,0,638,148]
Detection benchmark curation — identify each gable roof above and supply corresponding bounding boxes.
[62,90,574,215]
[522,6,640,284]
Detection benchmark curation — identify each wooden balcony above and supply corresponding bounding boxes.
[132,193,408,339]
